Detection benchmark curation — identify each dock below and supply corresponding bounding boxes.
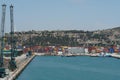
[0,54,35,80]
[111,53,120,59]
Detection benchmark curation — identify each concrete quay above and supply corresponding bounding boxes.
[35,52,120,59]
[0,54,35,80]
[111,53,120,59]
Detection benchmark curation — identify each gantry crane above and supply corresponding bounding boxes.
[0,4,17,78]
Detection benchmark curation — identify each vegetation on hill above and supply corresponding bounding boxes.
[4,27,120,47]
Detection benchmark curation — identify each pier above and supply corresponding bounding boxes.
[0,54,35,80]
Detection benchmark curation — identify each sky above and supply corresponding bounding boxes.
[0,0,120,32]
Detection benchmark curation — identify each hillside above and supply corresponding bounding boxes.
[4,27,120,47]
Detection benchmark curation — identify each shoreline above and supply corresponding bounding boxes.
[35,52,120,58]
[1,53,120,80]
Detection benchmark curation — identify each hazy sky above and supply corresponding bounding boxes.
[0,0,120,32]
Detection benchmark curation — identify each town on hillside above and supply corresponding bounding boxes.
[2,27,120,56]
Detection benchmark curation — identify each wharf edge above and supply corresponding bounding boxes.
[9,54,36,80]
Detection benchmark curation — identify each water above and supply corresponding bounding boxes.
[17,56,120,80]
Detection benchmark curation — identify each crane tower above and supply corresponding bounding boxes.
[0,4,6,78]
[9,5,17,71]
[0,4,6,67]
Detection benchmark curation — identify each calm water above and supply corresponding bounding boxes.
[17,56,120,80]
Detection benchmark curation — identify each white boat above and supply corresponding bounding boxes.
[99,52,111,57]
